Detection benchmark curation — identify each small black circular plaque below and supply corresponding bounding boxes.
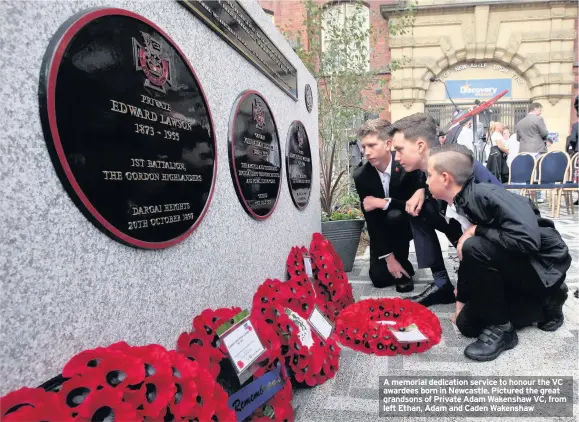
[39,8,217,249]
[228,91,282,220]
[286,121,313,210]
[305,84,313,113]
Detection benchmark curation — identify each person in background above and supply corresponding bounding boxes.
[487,121,509,182]
[505,127,520,168]
[516,103,549,154]
[567,96,578,211]
[567,123,578,155]
[566,96,578,156]
[457,120,475,153]
[474,117,486,163]
[484,121,496,162]
[502,126,511,142]
[444,112,463,145]
[457,117,475,154]
[516,104,549,202]
[490,121,509,154]
[426,144,570,361]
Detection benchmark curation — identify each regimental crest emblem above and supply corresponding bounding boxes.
[132,32,172,94]
[252,98,266,131]
[305,84,313,113]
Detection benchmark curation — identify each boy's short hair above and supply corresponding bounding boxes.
[388,113,438,148]
[357,119,392,141]
[529,102,542,112]
[429,144,474,185]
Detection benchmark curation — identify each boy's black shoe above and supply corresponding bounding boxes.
[538,283,568,332]
[396,277,414,293]
[464,322,518,362]
[409,282,455,307]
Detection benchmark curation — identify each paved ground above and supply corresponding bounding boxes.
[294,203,578,422]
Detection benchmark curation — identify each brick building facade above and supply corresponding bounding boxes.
[258,0,396,121]
[260,0,578,147]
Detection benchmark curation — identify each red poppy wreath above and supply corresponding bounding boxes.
[251,278,341,388]
[1,342,236,422]
[336,298,442,356]
[286,243,352,323]
[176,306,294,422]
[308,234,355,320]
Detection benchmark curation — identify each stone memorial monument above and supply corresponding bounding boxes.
[0,0,318,393]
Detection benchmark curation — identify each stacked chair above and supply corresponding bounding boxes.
[504,151,577,218]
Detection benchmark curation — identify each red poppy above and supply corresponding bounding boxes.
[168,350,198,380]
[192,387,217,421]
[57,375,100,416]
[286,246,306,277]
[167,351,198,419]
[75,388,137,422]
[62,347,131,378]
[193,307,242,337]
[176,332,223,378]
[211,387,237,422]
[89,351,145,389]
[251,316,283,378]
[170,352,232,422]
[123,373,175,419]
[109,342,173,378]
[169,376,197,419]
[310,234,346,274]
[1,388,70,422]
[252,279,286,311]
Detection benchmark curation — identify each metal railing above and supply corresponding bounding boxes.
[425,101,531,132]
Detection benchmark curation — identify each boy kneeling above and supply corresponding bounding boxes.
[426,144,571,362]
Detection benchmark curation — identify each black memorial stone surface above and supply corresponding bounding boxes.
[228,91,282,219]
[180,0,298,100]
[39,8,216,249]
[285,121,313,210]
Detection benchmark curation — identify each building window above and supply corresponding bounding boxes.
[321,2,370,74]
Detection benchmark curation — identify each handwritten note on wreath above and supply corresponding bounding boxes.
[222,320,265,373]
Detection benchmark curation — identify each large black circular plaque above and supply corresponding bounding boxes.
[286,121,313,210]
[39,8,217,249]
[305,84,313,113]
[228,91,282,220]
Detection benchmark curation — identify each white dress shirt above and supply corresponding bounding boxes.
[457,126,475,153]
[445,204,473,233]
[376,159,393,260]
[375,159,393,210]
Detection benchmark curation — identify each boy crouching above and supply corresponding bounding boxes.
[426,144,570,362]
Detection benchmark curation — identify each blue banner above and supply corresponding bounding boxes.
[228,364,285,421]
[445,79,512,99]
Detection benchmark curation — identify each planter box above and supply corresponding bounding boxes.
[321,219,364,272]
